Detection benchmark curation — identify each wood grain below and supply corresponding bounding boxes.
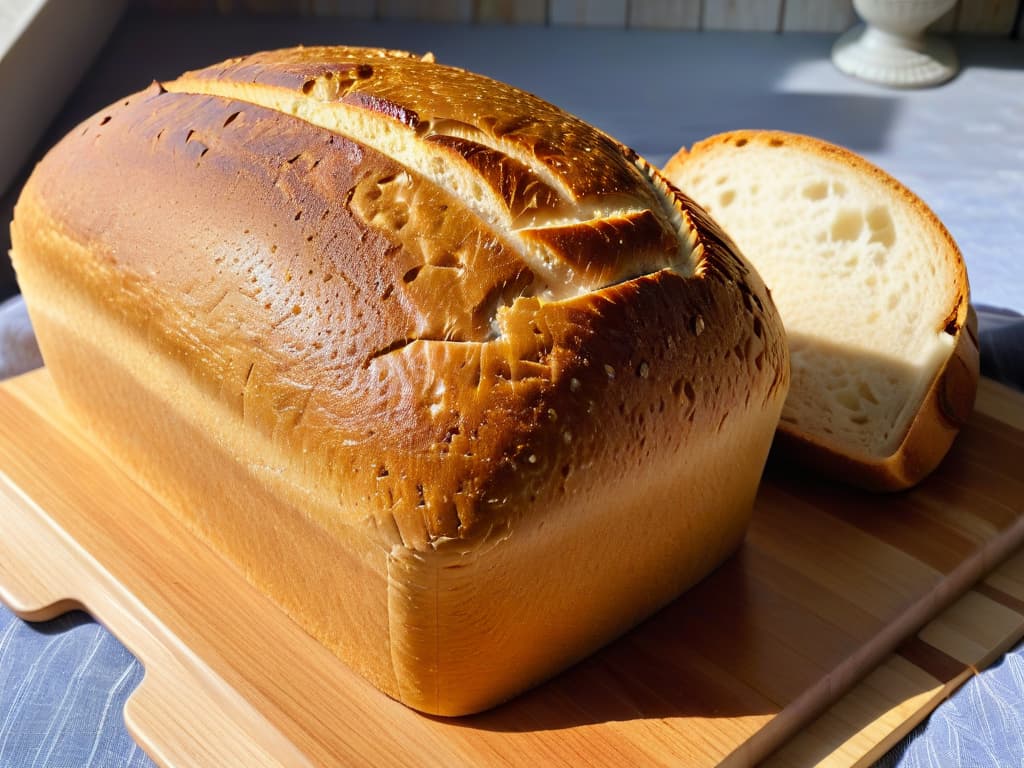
[955,0,1020,34]
[781,0,855,32]
[628,0,702,29]
[475,0,547,24]
[308,0,376,16]
[548,0,628,26]
[769,548,1024,766]
[701,0,781,31]
[0,371,1022,767]
[377,0,473,21]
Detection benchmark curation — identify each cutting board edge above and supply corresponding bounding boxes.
[0,465,322,768]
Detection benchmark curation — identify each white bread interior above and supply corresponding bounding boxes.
[664,130,978,490]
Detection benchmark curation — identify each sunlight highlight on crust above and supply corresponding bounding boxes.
[164,75,698,297]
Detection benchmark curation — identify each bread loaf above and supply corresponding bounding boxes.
[11,47,789,715]
[664,130,978,491]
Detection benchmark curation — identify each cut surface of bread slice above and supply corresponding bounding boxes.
[664,130,979,490]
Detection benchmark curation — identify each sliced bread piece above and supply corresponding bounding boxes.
[664,130,979,491]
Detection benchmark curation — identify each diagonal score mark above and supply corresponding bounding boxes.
[163,75,697,296]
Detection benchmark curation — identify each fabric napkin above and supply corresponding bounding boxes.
[0,294,42,381]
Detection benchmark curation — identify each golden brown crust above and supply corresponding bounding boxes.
[16,57,788,545]
[667,129,979,491]
[11,50,791,714]
[174,47,657,208]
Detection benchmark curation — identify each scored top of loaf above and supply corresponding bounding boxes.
[13,47,788,551]
[169,46,692,297]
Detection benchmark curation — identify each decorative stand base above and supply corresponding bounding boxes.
[833,24,958,88]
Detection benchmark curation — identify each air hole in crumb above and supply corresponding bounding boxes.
[836,390,860,410]
[403,266,422,283]
[294,211,302,221]
[302,79,315,94]
[866,206,896,248]
[223,111,240,127]
[857,381,879,405]
[735,138,748,147]
[720,190,736,208]
[831,209,863,242]
[802,181,828,201]
[99,116,111,126]
[769,137,784,147]
[185,129,195,143]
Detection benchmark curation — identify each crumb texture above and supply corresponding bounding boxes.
[666,131,969,461]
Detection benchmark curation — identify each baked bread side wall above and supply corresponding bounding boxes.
[10,49,790,714]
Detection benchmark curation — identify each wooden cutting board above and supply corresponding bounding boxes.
[0,368,1022,767]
